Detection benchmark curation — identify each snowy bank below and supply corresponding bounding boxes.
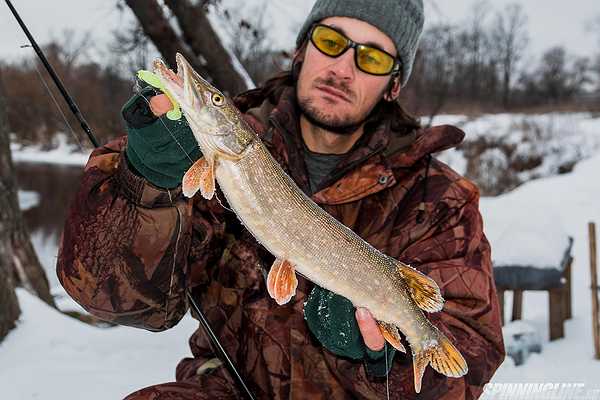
[434,112,600,195]
[10,133,91,166]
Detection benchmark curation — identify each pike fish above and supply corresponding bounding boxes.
[152,53,468,393]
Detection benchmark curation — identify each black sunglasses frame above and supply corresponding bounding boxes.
[309,24,402,77]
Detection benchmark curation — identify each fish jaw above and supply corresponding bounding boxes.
[152,56,207,120]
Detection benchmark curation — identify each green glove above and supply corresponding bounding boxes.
[121,87,201,189]
[304,286,395,377]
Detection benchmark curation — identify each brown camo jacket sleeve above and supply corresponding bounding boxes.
[57,136,211,331]
[387,166,505,399]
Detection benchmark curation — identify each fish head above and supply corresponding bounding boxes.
[152,53,255,160]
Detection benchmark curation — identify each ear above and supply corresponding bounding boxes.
[293,42,308,63]
[384,76,401,102]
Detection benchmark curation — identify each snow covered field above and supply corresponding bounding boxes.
[2,113,600,399]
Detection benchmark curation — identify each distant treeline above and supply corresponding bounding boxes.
[1,41,133,148]
[1,1,599,147]
[401,3,600,118]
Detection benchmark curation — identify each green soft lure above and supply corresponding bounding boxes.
[137,70,183,121]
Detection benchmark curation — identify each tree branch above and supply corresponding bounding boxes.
[124,0,209,78]
[163,0,251,95]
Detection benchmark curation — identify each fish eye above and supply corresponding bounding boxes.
[212,93,225,106]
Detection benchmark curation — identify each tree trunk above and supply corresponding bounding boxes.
[0,238,21,342]
[0,230,20,342]
[0,82,21,342]
[124,0,251,96]
[124,0,202,74]
[163,0,252,95]
[502,66,511,109]
[0,70,56,309]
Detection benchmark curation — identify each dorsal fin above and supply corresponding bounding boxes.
[397,263,444,313]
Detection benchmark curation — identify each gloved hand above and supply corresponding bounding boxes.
[304,285,396,376]
[122,87,200,189]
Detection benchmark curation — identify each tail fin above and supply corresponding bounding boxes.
[412,330,468,393]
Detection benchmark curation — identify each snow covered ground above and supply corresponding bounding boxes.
[481,152,600,386]
[1,290,198,399]
[3,113,600,398]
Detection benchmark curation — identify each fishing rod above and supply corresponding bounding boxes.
[4,1,255,399]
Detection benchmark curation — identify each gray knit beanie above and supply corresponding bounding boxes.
[296,0,424,87]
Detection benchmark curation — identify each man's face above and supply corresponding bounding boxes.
[296,16,398,133]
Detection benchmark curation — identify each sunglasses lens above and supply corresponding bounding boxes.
[356,45,395,75]
[311,25,348,57]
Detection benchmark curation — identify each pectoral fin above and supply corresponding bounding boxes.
[377,321,406,353]
[397,263,444,313]
[182,157,215,199]
[267,258,298,305]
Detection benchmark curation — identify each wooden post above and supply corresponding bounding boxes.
[549,288,565,341]
[497,289,505,326]
[589,222,600,359]
[512,289,523,321]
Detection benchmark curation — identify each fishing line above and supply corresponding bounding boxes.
[214,192,234,213]
[384,343,390,400]
[24,45,85,152]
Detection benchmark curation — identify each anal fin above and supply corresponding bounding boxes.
[182,157,215,199]
[397,263,444,313]
[267,258,298,305]
[377,321,406,353]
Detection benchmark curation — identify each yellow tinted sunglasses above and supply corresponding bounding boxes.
[310,24,401,76]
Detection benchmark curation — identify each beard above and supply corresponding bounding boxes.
[296,76,383,136]
[297,97,364,135]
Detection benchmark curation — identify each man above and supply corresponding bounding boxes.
[57,0,505,399]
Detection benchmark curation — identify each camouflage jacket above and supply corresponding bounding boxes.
[57,86,505,400]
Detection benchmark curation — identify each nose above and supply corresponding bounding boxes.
[328,48,356,81]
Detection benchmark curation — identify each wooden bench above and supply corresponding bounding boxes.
[495,238,573,341]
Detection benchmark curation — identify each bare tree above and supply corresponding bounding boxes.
[491,3,529,108]
[0,227,20,342]
[109,23,152,77]
[462,0,492,101]
[122,0,252,95]
[0,71,55,309]
[0,84,20,340]
[538,47,569,102]
[587,15,600,91]
[217,1,288,85]
[417,24,461,124]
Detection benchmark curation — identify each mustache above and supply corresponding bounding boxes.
[313,76,355,100]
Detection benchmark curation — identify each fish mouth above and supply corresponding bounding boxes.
[152,53,214,112]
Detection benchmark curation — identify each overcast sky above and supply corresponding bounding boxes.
[1,0,598,65]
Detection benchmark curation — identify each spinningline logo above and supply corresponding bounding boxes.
[481,383,600,399]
